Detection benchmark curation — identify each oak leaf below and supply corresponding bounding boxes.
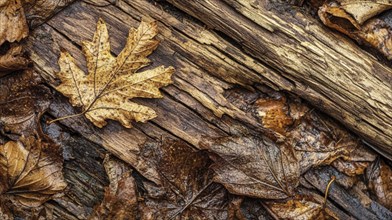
[0,136,67,207]
[53,18,174,128]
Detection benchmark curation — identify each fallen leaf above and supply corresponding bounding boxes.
[319,1,392,59]
[139,139,231,219]
[289,111,360,173]
[358,19,392,60]
[255,98,364,174]
[90,156,137,220]
[339,0,392,24]
[235,198,275,220]
[366,159,392,211]
[0,136,67,207]
[0,0,29,45]
[200,136,300,199]
[0,44,31,76]
[54,18,174,128]
[319,3,361,34]
[332,145,376,177]
[265,196,339,220]
[0,70,51,137]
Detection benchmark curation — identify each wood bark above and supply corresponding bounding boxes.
[167,0,392,160]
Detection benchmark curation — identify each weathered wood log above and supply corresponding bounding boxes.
[21,0,392,218]
[167,0,392,160]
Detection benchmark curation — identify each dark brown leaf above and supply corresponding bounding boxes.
[0,136,67,207]
[200,136,300,199]
[289,111,361,173]
[332,144,376,177]
[0,0,29,45]
[139,139,231,219]
[90,156,138,220]
[0,44,30,75]
[255,98,373,175]
[366,159,392,211]
[0,70,51,137]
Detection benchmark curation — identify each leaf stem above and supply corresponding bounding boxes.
[47,111,86,124]
[323,175,336,208]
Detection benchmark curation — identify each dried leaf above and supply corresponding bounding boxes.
[0,44,31,75]
[54,18,174,128]
[366,159,392,210]
[0,0,29,45]
[255,98,366,174]
[265,196,339,220]
[139,140,231,219]
[358,19,392,59]
[90,156,138,220]
[200,136,300,199]
[332,145,376,176]
[319,1,392,59]
[0,136,67,207]
[289,111,360,173]
[238,199,273,220]
[0,70,51,137]
[339,0,392,24]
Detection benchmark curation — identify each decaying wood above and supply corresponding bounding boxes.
[15,0,392,218]
[167,0,392,160]
[23,0,77,27]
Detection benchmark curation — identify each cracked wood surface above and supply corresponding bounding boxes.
[167,0,392,160]
[24,0,392,218]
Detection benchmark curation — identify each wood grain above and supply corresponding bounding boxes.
[167,0,392,160]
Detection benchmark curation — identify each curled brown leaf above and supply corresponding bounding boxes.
[319,1,392,59]
[0,44,31,75]
[0,136,67,208]
[0,0,29,45]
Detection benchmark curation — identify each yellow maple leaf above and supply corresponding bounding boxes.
[51,18,174,128]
